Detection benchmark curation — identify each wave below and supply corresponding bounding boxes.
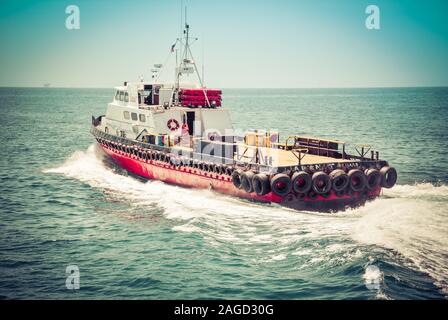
[45,144,448,297]
[351,190,448,296]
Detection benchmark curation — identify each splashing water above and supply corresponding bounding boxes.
[44,144,448,298]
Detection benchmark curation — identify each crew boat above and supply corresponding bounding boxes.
[91,22,397,212]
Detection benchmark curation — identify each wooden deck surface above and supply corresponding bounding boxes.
[170,144,355,167]
[236,146,354,167]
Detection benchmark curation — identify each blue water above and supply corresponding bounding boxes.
[0,87,447,299]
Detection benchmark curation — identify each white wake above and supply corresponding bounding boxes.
[45,144,448,296]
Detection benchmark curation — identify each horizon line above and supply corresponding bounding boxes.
[1,85,448,90]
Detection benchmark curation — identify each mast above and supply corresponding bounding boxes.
[174,6,211,107]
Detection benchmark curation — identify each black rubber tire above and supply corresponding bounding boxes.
[291,171,312,194]
[271,173,292,197]
[329,169,349,192]
[232,169,243,189]
[241,171,255,193]
[213,164,222,174]
[225,166,234,176]
[348,169,367,192]
[218,165,226,175]
[193,160,200,169]
[312,171,332,194]
[365,168,382,190]
[380,166,397,188]
[252,174,271,196]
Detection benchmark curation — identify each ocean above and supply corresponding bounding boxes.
[0,87,447,299]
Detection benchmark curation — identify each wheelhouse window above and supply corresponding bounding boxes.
[115,91,120,101]
[139,114,146,122]
[124,92,129,103]
[123,111,130,120]
[119,91,124,101]
[131,113,138,121]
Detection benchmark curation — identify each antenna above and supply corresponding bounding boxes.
[180,0,183,41]
[202,35,205,86]
[173,3,211,107]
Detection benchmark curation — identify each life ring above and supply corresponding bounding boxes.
[167,118,180,131]
[208,132,219,141]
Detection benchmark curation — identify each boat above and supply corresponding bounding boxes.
[90,21,397,212]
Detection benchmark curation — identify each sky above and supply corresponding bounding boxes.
[0,0,447,88]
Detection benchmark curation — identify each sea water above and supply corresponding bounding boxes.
[0,87,447,299]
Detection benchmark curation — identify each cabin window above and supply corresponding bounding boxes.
[123,111,130,120]
[124,92,129,103]
[119,91,124,101]
[131,113,138,121]
[115,91,120,101]
[139,114,146,122]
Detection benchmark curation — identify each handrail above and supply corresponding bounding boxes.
[90,126,276,172]
[90,126,387,173]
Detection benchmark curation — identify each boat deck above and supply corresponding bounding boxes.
[171,144,355,167]
[236,145,354,167]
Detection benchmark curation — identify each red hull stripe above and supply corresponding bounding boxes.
[99,143,381,206]
[100,144,281,203]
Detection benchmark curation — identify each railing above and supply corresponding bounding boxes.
[91,126,276,173]
[90,126,388,174]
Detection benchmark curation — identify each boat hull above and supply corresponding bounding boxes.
[98,142,381,212]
